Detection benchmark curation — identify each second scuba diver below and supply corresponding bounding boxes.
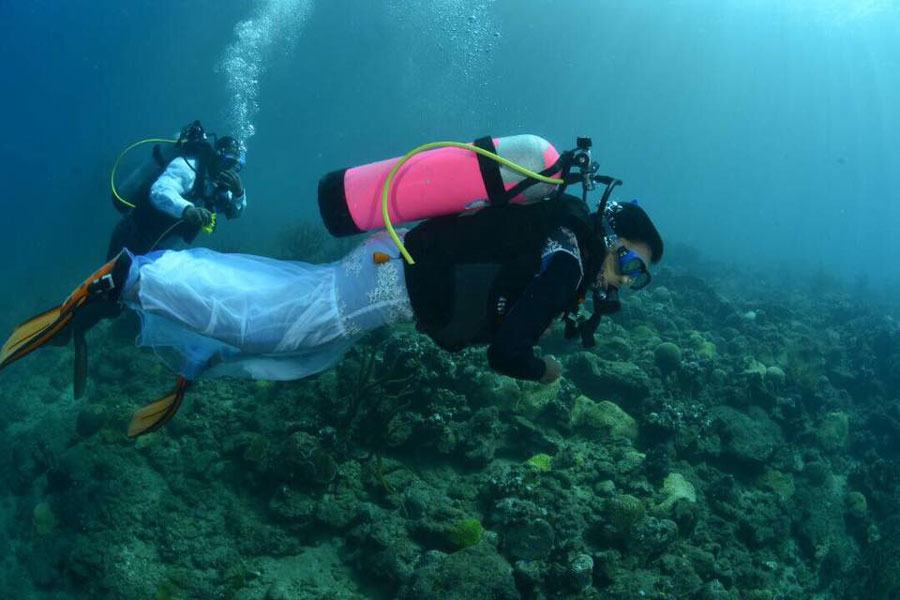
[0,134,663,438]
[58,122,250,399]
[107,120,248,259]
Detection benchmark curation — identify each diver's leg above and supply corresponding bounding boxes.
[0,252,132,370]
[107,216,136,261]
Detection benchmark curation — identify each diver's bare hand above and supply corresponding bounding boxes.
[540,355,562,384]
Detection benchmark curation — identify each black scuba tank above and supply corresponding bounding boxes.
[111,142,183,215]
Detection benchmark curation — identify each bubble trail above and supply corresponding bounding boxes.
[221,0,314,146]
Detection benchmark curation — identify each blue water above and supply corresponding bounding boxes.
[1,0,900,596]
[3,0,898,319]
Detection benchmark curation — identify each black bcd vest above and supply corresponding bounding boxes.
[403,194,595,351]
[128,149,213,253]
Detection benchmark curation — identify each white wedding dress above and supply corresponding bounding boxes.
[121,231,413,380]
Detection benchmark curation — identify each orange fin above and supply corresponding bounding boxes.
[0,306,71,369]
[1,254,122,371]
[127,377,190,438]
[73,328,88,399]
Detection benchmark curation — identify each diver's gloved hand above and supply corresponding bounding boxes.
[539,355,562,384]
[182,206,213,228]
[218,169,244,197]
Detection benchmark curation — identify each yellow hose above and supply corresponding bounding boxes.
[110,138,178,209]
[381,141,565,265]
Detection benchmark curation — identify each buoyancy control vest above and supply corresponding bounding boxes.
[124,148,213,250]
[403,194,595,351]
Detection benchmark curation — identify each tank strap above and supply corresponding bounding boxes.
[503,154,571,202]
[473,136,508,207]
[191,150,210,204]
[152,144,168,168]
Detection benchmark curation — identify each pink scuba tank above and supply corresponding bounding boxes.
[318,134,561,236]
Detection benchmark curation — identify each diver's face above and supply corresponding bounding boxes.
[598,238,652,290]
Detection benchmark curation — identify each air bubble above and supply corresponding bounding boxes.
[220,0,314,146]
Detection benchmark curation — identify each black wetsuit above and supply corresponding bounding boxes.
[487,231,583,380]
[107,157,211,260]
[403,195,595,382]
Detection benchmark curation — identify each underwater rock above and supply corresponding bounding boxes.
[595,335,634,360]
[814,411,850,451]
[654,342,683,373]
[698,579,732,600]
[512,558,545,595]
[369,540,422,585]
[75,404,107,438]
[629,516,678,557]
[502,517,555,561]
[46,446,92,492]
[757,469,795,500]
[570,395,638,440]
[656,472,697,513]
[566,352,652,406]
[268,487,316,523]
[493,497,542,526]
[403,483,433,520]
[613,446,646,475]
[455,406,503,465]
[604,494,645,531]
[741,358,768,379]
[448,517,484,549]
[32,502,56,536]
[26,541,61,589]
[523,453,552,472]
[568,553,594,591]
[515,379,560,419]
[845,491,867,519]
[715,406,782,464]
[631,324,657,338]
[400,541,518,600]
[316,490,360,530]
[795,469,853,578]
[229,431,271,469]
[765,365,786,387]
[687,330,717,359]
[472,371,521,411]
[265,582,290,600]
[274,431,337,486]
[803,460,831,486]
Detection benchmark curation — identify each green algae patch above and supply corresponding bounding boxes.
[657,473,697,512]
[524,453,552,472]
[687,331,717,359]
[631,324,656,337]
[33,502,56,536]
[757,469,795,500]
[571,395,638,440]
[654,342,682,373]
[448,517,484,549]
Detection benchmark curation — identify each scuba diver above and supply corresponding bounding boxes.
[0,134,662,438]
[53,122,249,400]
[107,120,248,259]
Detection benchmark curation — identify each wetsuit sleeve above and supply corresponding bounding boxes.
[150,157,197,219]
[487,251,582,381]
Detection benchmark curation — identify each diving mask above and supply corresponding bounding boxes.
[600,201,651,291]
[218,150,246,172]
[614,244,651,290]
[214,136,246,172]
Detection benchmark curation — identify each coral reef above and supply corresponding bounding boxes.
[2,255,899,599]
